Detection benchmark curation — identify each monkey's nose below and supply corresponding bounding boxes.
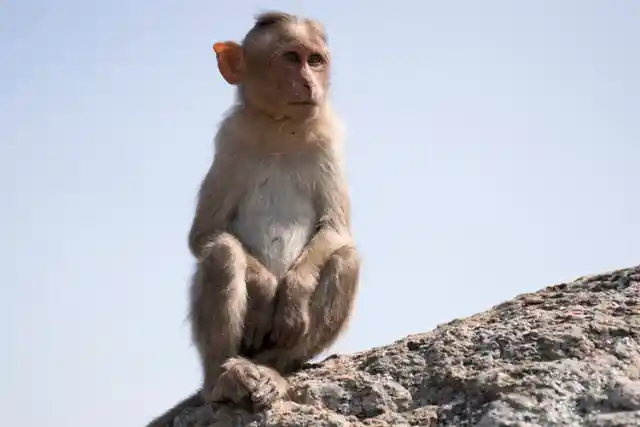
[302,83,313,99]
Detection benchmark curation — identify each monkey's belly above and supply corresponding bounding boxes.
[232,177,317,278]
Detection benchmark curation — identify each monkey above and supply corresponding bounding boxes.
[145,11,360,427]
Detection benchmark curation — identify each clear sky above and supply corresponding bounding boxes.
[1,1,639,426]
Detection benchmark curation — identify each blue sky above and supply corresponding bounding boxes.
[1,1,639,426]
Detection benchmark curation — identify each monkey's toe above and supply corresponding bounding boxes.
[249,377,281,410]
[234,362,263,387]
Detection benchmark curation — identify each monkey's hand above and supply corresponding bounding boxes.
[242,260,278,354]
[269,271,314,349]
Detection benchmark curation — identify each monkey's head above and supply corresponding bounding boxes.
[213,11,330,121]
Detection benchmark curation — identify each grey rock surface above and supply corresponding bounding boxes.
[160,265,640,427]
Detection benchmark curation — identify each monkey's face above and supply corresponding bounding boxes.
[242,36,330,120]
[214,19,330,121]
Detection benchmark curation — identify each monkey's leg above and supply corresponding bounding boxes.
[291,244,361,367]
[256,244,361,373]
[191,233,286,410]
[190,233,249,402]
[241,261,278,357]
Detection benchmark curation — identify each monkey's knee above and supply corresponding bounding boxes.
[200,233,248,268]
[193,232,248,303]
[319,245,361,299]
[328,244,360,273]
[195,233,249,300]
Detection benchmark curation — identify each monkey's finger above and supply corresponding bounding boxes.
[251,322,271,351]
[245,366,263,384]
[280,333,293,348]
[284,333,301,349]
[252,391,275,409]
[248,377,270,399]
[282,323,305,348]
[242,324,256,350]
[271,324,295,349]
[268,322,282,345]
[254,376,270,393]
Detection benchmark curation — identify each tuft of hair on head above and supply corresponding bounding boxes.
[244,11,328,46]
[253,11,294,29]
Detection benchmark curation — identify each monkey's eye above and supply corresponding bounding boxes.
[307,53,324,66]
[283,51,301,63]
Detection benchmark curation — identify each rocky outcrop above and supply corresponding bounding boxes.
[160,265,640,427]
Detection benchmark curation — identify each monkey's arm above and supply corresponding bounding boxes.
[287,179,352,290]
[188,156,272,277]
[188,157,234,258]
[269,178,352,348]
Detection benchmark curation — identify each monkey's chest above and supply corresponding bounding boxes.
[232,168,317,278]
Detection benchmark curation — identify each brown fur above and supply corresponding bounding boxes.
[146,11,360,427]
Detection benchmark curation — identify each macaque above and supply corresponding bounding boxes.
[146,11,360,426]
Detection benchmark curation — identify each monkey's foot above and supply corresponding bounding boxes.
[249,376,279,409]
[210,357,287,411]
[249,367,288,410]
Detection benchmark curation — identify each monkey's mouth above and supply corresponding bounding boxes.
[288,101,318,106]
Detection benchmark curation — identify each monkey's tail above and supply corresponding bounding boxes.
[145,391,204,427]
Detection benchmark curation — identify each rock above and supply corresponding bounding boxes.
[152,264,640,427]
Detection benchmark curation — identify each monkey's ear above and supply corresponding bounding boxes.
[213,41,244,85]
